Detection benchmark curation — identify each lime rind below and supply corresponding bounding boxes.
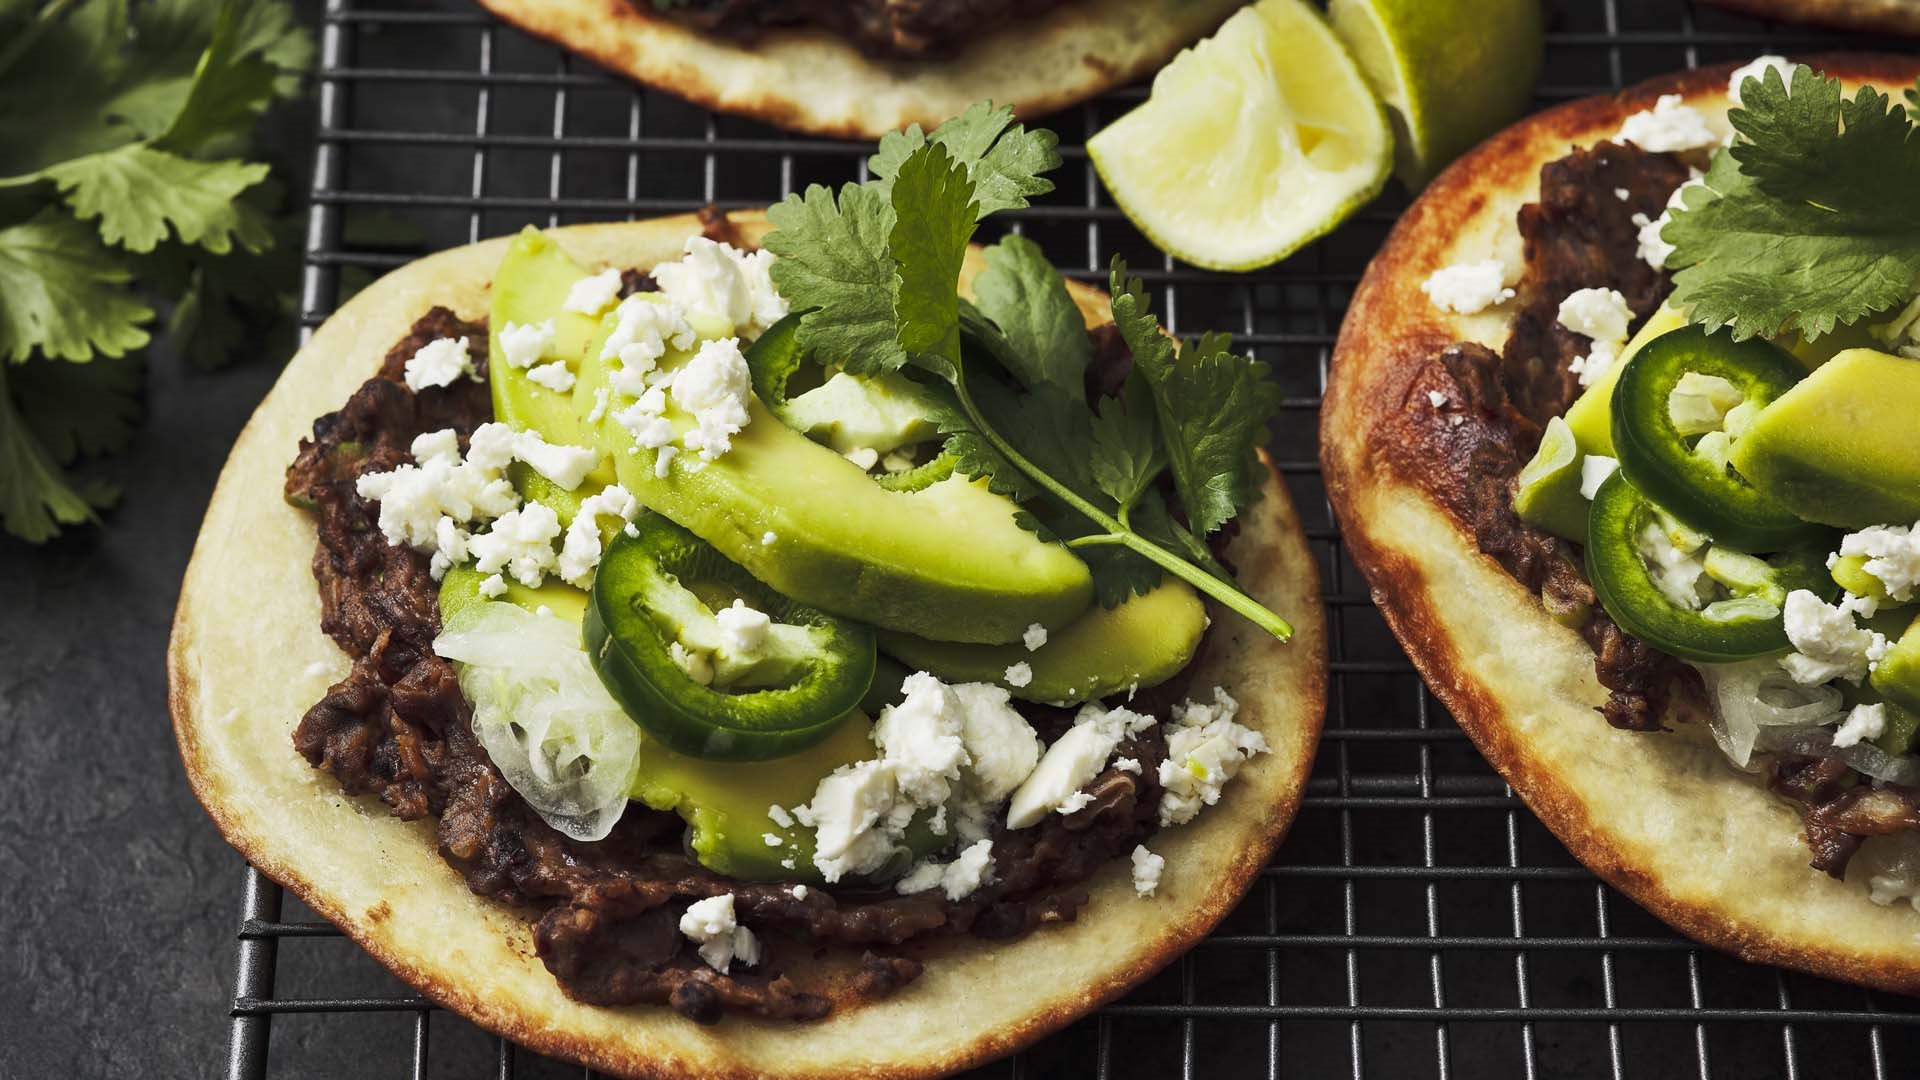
[1087,0,1393,273]
[1327,0,1543,190]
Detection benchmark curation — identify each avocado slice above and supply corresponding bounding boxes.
[877,577,1206,705]
[489,228,616,523]
[1872,611,1920,716]
[1729,348,1920,529]
[576,337,1093,645]
[1562,304,1688,457]
[438,566,933,882]
[779,370,941,456]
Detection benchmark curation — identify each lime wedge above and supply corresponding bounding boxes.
[1086,0,1392,272]
[1327,0,1543,190]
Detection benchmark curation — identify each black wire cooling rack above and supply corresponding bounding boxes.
[228,1,1920,1076]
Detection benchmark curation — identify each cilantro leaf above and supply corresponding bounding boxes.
[0,363,118,543]
[890,141,977,373]
[44,144,271,253]
[0,210,154,363]
[922,387,1042,503]
[765,181,904,375]
[1086,375,1164,513]
[154,2,285,154]
[1666,65,1920,341]
[970,234,1090,397]
[870,102,1059,219]
[1110,259,1279,534]
[13,352,143,461]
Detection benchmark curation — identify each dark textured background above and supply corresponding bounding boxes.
[6,1,1920,1078]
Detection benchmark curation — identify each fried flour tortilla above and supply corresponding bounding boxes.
[170,212,1328,1077]
[1322,57,1920,994]
[472,0,1243,139]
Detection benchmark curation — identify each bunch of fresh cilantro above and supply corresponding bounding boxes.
[1664,65,1920,343]
[0,0,312,543]
[761,104,1291,640]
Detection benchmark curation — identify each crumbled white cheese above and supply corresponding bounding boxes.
[797,674,1042,881]
[654,444,679,478]
[468,502,562,588]
[678,894,759,974]
[1114,756,1142,774]
[1613,187,1630,201]
[1005,704,1141,829]
[1632,175,1704,270]
[1635,519,1709,610]
[1004,661,1033,688]
[674,337,754,461]
[602,294,696,389]
[585,386,611,423]
[761,531,778,546]
[762,832,783,847]
[1617,93,1718,153]
[1023,623,1049,652]
[896,838,996,901]
[1579,455,1620,501]
[767,804,793,829]
[1779,589,1887,685]
[525,361,575,393]
[1839,523,1920,602]
[354,425,519,576]
[1667,372,1743,436]
[618,407,677,450]
[791,884,808,900]
[562,268,623,316]
[803,760,903,882]
[479,573,508,599]
[653,235,789,339]
[1131,844,1165,897]
[873,672,969,808]
[843,446,880,471]
[497,319,557,370]
[1557,288,1634,387]
[948,681,1042,806]
[1157,687,1269,826]
[1832,702,1889,749]
[1557,287,1633,344]
[894,859,945,896]
[1057,791,1094,815]
[402,336,475,391]
[556,484,639,586]
[1727,55,1793,106]
[1426,391,1449,409]
[1419,259,1515,315]
[669,641,714,686]
[715,598,773,657]
[510,430,601,490]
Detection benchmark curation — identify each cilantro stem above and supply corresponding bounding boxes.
[1065,534,1127,549]
[952,378,1292,642]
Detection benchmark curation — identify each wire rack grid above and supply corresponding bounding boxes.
[227,1,1920,1077]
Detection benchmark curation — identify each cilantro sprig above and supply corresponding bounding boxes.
[764,105,1290,640]
[0,0,310,543]
[1664,64,1920,342]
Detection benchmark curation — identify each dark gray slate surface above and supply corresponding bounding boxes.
[2,348,286,1078]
